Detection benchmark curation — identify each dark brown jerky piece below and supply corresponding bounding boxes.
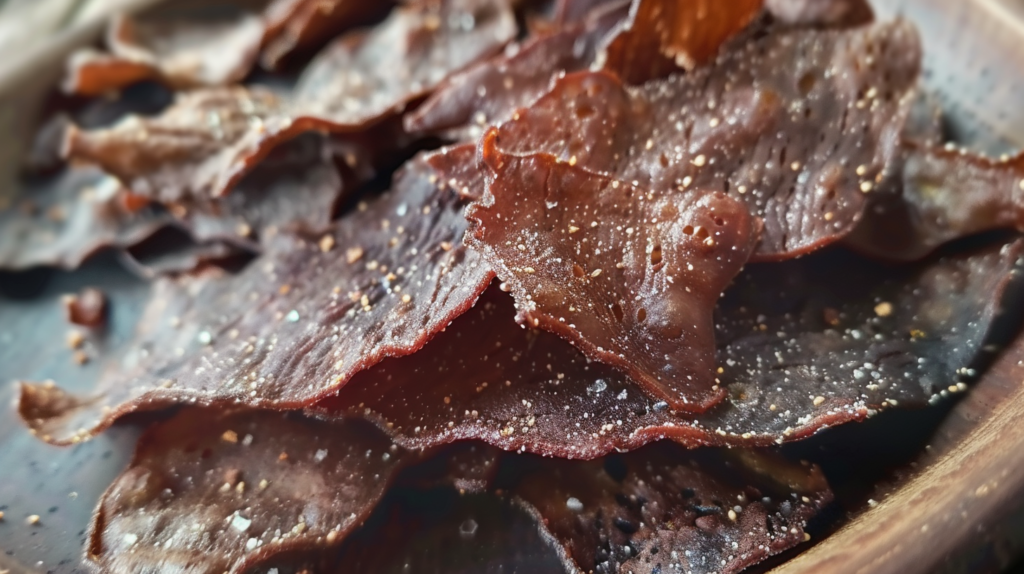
[18,153,495,445]
[405,1,627,141]
[423,142,486,200]
[599,0,763,84]
[62,287,107,328]
[467,138,759,412]
[88,409,405,574]
[65,0,516,202]
[494,19,921,259]
[846,144,1024,261]
[511,445,831,574]
[261,0,394,69]
[0,168,172,271]
[64,12,264,96]
[766,0,874,28]
[312,239,1021,458]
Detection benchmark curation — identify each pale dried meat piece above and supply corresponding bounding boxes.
[493,19,921,259]
[405,1,628,140]
[466,138,760,411]
[312,239,1022,458]
[766,0,874,28]
[511,446,831,574]
[65,0,516,202]
[87,409,405,574]
[846,144,1024,261]
[18,153,495,445]
[599,0,763,83]
[64,12,264,96]
[261,0,394,69]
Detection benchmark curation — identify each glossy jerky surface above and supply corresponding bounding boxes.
[17,155,495,445]
[64,12,264,96]
[88,409,405,574]
[313,239,1022,458]
[467,140,760,411]
[64,0,516,202]
[492,19,921,259]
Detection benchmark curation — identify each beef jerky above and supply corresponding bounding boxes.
[65,0,516,202]
[63,287,107,328]
[492,19,921,259]
[599,0,763,83]
[424,142,484,200]
[312,239,1021,458]
[87,409,405,574]
[18,153,495,446]
[846,144,1024,262]
[0,168,172,271]
[405,1,628,141]
[766,0,874,28]
[119,230,245,279]
[261,0,394,69]
[64,12,264,96]
[466,139,759,411]
[511,446,831,574]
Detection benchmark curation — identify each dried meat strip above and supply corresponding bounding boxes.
[846,144,1024,262]
[65,0,516,202]
[511,446,831,574]
[65,12,264,96]
[87,409,405,574]
[766,0,874,28]
[491,19,921,259]
[312,239,1022,458]
[17,153,495,445]
[467,138,760,411]
[261,0,394,69]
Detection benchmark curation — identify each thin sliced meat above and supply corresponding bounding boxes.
[466,138,760,411]
[17,153,495,446]
[312,239,1022,458]
[64,12,264,96]
[261,0,395,69]
[405,1,628,141]
[511,446,831,574]
[87,409,406,574]
[846,144,1024,262]
[766,0,874,28]
[65,0,517,202]
[599,0,763,83]
[492,19,921,259]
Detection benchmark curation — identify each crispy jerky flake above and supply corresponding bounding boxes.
[312,239,1021,458]
[64,12,264,96]
[88,409,405,574]
[405,1,627,141]
[512,446,831,574]
[599,0,763,83]
[261,0,394,69]
[467,136,759,412]
[65,0,515,202]
[493,19,921,259]
[846,144,1024,261]
[18,154,495,446]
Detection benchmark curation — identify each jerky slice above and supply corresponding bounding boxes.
[846,144,1024,261]
[18,153,495,445]
[467,138,759,411]
[261,0,395,69]
[312,239,1022,458]
[65,12,264,96]
[766,0,875,28]
[492,19,921,259]
[88,409,405,574]
[65,0,516,202]
[599,0,763,83]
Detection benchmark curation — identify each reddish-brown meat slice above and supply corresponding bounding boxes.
[63,287,108,328]
[64,0,516,202]
[64,12,264,96]
[512,446,831,574]
[766,0,874,28]
[405,1,628,141]
[466,137,759,412]
[87,409,406,574]
[846,144,1024,262]
[599,0,763,83]
[312,238,1022,458]
[17,153,495,445]
[492,19,921,259]
[261,0,394,69]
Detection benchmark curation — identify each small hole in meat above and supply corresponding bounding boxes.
[637,308,647,322]
[683,225,695,235]
[572,264,585,278]
[575,103,595,118]
[798,72,816,95]
[695,226,710,240]
[650,244,663,265]
[659,153,669,167]
[713,217,724,227]
[612,303,624,322]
